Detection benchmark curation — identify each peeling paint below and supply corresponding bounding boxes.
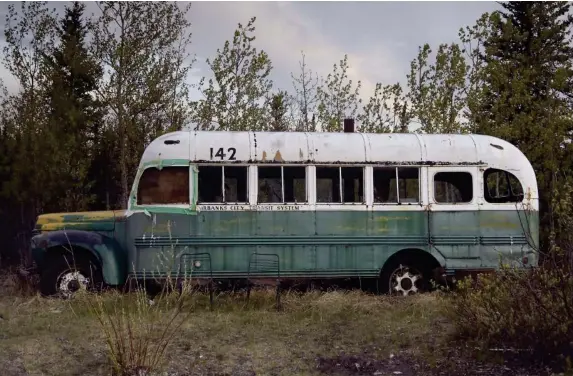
[35,210,126,232]
[274,150,283,162]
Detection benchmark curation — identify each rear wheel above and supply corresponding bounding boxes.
[39,253,103,298]
[380,259,430,296]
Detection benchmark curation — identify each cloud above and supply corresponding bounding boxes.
[187,2,403,102]
[0,0,498,109]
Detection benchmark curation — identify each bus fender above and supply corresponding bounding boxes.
[31,229,127,286]
[380,247,447,282]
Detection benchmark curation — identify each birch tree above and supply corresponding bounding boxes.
[92,1,194,207]
[193,17,273,131]
[316,54,362,132]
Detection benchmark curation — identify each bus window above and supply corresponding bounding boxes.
[258,166,307,203]
[137,166,189,205]
[284,167,306,203]
[197,165,247,203]
[373,167,419,204]
[258,166,282,203]
[341,167,363,203]
[316,166,363,203]
[434,171,473,204]
[484,168,524,203]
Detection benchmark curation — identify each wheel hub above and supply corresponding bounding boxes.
[58,271,89,297]
[391,266,422,296]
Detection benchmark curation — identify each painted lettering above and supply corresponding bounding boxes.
[198,204,302,211]
[209,147,237,161]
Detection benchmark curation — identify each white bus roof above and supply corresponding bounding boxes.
[140,130,538,196]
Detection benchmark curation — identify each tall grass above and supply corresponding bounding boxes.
[67,218,197,376]
[75,278,193,376]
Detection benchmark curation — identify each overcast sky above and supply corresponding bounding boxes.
[0,1,501,101]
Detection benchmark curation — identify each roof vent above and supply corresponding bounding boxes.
[164,139,180,145]
[343,118,355,133]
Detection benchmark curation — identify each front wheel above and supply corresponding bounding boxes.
[39,253,103,298]
[380,261,429,296]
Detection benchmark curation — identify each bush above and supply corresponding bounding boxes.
[75,279,193,376]
[447,263,573,368]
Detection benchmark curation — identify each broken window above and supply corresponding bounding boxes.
[316,166,363,203]
[197,165,248,203]
[137,166,189,205]
[258,166,306,203]
[484,168,524,203]
[373,167,419,204]
[434,171,473,203]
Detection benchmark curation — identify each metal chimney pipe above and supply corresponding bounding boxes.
[343,118,355,133]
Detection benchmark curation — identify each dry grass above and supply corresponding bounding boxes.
[0,270,555,376]
[0,269,451,376]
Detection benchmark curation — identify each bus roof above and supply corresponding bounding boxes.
[141,130,528,167]
[139,130,538,197]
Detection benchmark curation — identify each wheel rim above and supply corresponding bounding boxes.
[389,265,424,296]
[57,270,90,297]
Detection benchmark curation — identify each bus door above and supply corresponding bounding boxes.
[427,166,481,268]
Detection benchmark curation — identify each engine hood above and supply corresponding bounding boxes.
[34,210,127,232]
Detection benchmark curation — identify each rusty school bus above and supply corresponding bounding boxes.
[26,129,539,296]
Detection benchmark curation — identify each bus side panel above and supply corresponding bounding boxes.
[368,210,429,270]
[127,212,192,278]
[429,211,481,268]
[314,210,371,277]
[478,209,539,268]
[190,210,317,277]
[190,210,255,277]
[313,209,428,277]
[254,210,317,274]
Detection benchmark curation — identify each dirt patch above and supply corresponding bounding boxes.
[316,352,419,375]
[315,348,554,376]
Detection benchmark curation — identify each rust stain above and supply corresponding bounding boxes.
[274,150,283,162]
[299,148,303,159]
[143,223,172,234]
[375,216,411,222]
[262,151,267,161]
[37,210,123,225]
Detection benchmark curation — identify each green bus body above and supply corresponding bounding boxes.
[27,131,539,295]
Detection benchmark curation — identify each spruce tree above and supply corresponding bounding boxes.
[43,1,103,212]
[473,1,573,246]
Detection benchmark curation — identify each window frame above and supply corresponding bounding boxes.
[430,167,476,206]
[256,164,308,204]
[483,167,525,204]
[134,164,192,208]
[372,166,421,205]
[195,163,250,205]
[314,164,365,205]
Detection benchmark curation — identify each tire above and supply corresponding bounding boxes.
[39,253,103,297]
[380,258,430,296]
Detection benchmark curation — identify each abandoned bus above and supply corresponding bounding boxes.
[27,128,539,296]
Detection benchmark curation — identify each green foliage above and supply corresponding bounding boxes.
[406,43,469,133]
[316,54,362,132]
[448,265,573,365]
[93,1,195,207]
[42,1,103,212]
[472,2,573,247]
[268,90,291,131]
[357,83,410,133]
[193,17,273,131]
[458,12,497,132]
[1,1,56,209]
